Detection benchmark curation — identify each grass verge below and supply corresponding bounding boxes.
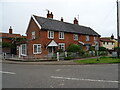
[74,56,120,64]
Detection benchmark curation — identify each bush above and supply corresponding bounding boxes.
[89,46,95,51]
[99,51,108,56]
[114,47,120,51]
[2,42,14,48]
[67,44,81,52]
[79,49,85,56]
[64,56,72,60]
[99,47,107,51]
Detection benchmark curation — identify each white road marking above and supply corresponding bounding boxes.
[0,71,16,75]
[51,76,118,83]
[56,69,61,71]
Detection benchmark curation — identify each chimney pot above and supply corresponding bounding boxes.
[47,11,53,19]
[61,17,64,22]
[73,17,78,24]
[9,26,12,34]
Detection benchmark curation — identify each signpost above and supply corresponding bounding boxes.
[95,40,99,61]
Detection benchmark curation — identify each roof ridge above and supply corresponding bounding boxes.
[33,15,89,28]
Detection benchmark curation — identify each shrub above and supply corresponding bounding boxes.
[67,44,81,52]
[89,46,95,51]
[64,56,72,60]
[99,47,107,51]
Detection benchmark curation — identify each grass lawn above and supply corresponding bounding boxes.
[74,56,120,64]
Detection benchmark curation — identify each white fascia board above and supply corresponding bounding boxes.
[32,15,42,30]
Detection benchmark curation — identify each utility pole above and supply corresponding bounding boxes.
[117,0,120,58]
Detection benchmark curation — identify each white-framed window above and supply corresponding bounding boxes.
[73,34,78,40]
[48,31,54,39]
[58,43,65,51]
[32,31,35,39]
[59,32,64,39]
[86,35,89,41]
[33,44,41,54]
[21,44,27,56]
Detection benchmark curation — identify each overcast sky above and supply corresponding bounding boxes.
[0,0,120,38]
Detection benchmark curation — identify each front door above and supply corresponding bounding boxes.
[48,47,55,56]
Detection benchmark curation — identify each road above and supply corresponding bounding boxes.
[2,63,118,88]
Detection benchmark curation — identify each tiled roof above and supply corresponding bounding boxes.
[0,33,21,38]
[100,38,114,42]
[33,15,100,36]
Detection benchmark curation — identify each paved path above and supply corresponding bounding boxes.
[1,57,101,65]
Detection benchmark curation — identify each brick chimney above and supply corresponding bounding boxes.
[61,17,64,22]
[9,26,12,34]
[111,34,114,39]
[47,11,53,19]
[73,17,78,24]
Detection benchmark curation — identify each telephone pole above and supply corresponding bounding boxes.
[117,0,120,58]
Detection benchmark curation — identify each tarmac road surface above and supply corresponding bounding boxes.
[2,63,118,88]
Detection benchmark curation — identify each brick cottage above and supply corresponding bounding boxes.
[18,11,100,58]
[0,26,26,55]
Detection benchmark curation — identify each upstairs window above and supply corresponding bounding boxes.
[58,43,65,51]
[59,32,64,39]
[32,31,35,39]
[86,35,89,41]
[33,44,41,54]
[48,31,54,39]
[73,34,78,40]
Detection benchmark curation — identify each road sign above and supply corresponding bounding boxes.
[95,41,99,51]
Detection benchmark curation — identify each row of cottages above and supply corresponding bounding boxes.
[19,11,100,58]
[0,26,26,55]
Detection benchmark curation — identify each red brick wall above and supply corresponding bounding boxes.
[26,17,100,57]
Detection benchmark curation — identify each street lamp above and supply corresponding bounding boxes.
[117,0,120,58]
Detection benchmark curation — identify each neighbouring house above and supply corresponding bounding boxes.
[0,26,26,55]
[18,11,100,58]
[100,37,115,50]
[100,34,120,51]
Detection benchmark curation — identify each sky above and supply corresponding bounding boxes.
[0,0,120,38]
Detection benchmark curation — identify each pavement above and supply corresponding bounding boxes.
[0,57,101,65]
[1,59,78,65]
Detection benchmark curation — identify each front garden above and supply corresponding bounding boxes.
[58,44,109,60]
[74,56,120,64]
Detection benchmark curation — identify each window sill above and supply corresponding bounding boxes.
[59,38,64,40]
[21,54,27,56]
[33,52,41,54]
[74,39,78,41]
[48,38,54,39]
